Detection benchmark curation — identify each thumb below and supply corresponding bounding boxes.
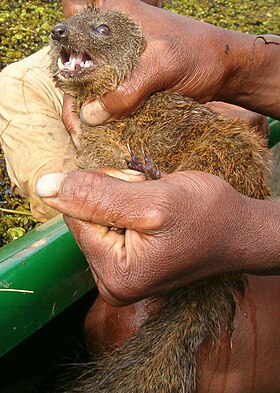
[80,53,163,126]
[35,169,154,230]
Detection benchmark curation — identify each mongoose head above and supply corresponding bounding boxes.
[50,6,146,98]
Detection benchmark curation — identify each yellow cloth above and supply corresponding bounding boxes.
[0,47,77,222]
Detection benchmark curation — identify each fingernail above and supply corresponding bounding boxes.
[105,169,146,182]
[35,173,66,197]
[80,99,110,126]
[120,169,145,176]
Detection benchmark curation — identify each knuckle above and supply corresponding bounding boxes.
[141,205,169,230]
[60,171,100,205]
[139,186,177,230]
[114,83,141,114]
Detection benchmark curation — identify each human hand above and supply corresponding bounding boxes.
[79,0,254,125]
[207,101,270,141]
[62,0,163,18]
[62,94,81,149]
[62,0,91,17]
[35,169,250,306]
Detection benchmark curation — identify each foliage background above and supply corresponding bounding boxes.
[0,0,280,245]
[1,0,280,70]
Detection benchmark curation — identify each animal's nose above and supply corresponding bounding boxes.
[51,23,68,41]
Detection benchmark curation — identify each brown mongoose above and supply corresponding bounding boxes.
[50,7,271,392]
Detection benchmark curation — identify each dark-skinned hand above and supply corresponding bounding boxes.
[36,168,257,306]
[68,0,280,123]
[77,0,258,124]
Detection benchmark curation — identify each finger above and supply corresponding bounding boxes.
[80,98,111,125]
[35,170,167,231]
[63,214,153,305]
[207,102,270,141]
[62,94,82,149]
[64,215,128,305]
[62,0,89,17]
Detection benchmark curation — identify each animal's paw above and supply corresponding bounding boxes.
[125,143,161,180]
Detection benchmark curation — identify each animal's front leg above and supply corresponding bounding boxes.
[125,143,161,180]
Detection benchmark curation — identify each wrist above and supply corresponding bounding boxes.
[217,32,280,119]
[224,195,280,275]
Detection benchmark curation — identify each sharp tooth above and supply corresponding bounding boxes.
[58,57,64,70]
[80,61,85,68]
[84,60,91,68]
[70,57,76,71]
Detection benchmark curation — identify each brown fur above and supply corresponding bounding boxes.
[50,7,271,392]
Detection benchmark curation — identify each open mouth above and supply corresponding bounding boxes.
[57,49,96,78]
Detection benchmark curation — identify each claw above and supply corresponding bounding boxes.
[125,143,161,180]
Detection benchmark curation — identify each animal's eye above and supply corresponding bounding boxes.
[94,24,111,35]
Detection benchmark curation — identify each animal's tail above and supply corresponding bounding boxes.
[66,275,243,393]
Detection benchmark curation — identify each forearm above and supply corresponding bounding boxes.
[217,31,280,119]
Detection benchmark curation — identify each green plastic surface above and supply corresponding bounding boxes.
[268,118,280,147]
[0,215,94,357]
